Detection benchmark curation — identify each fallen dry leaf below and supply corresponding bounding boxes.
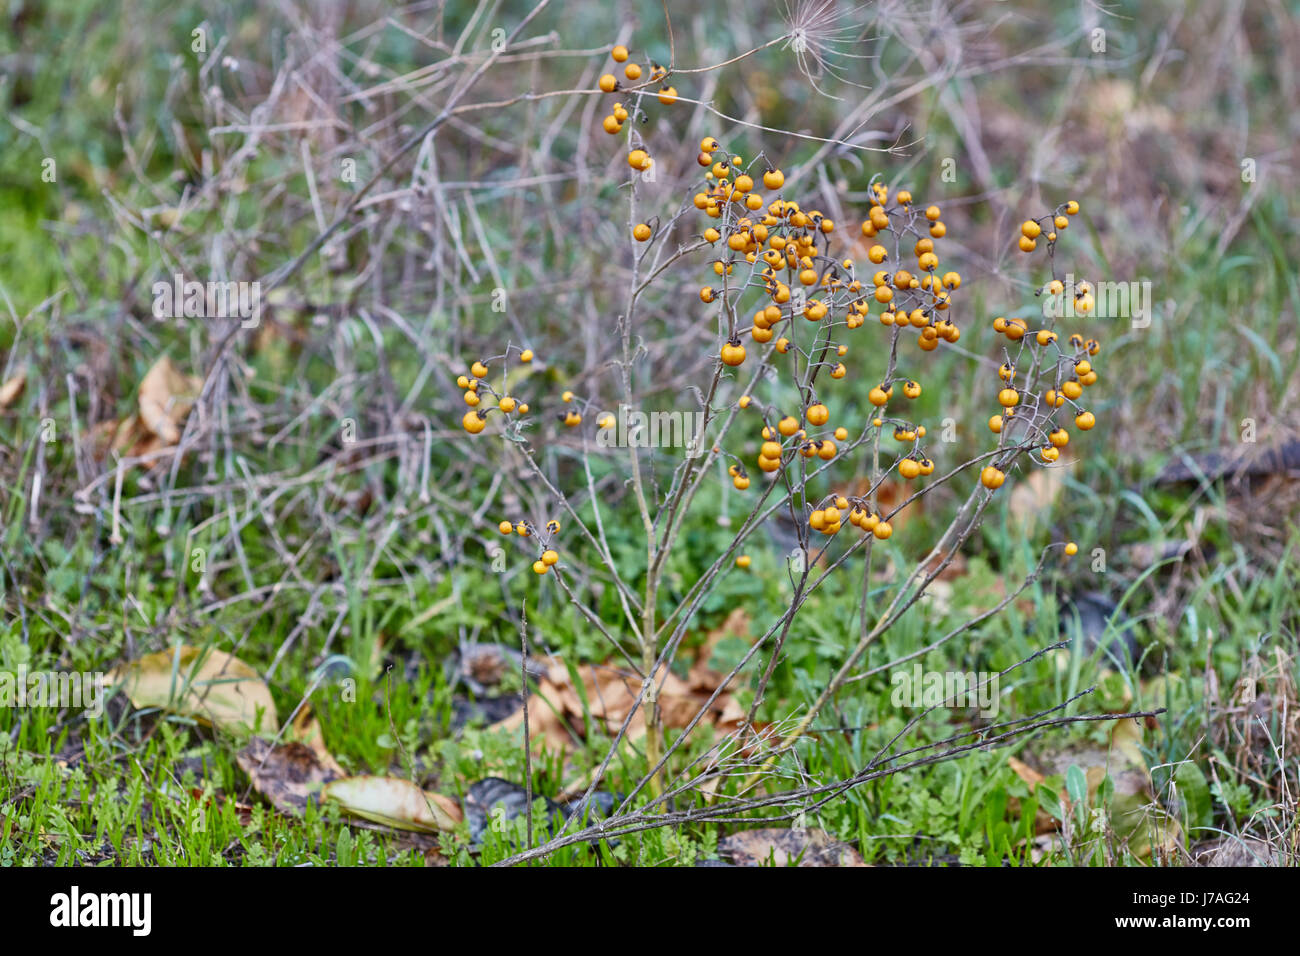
[237,737,340,815]
[1008,755,1044,789]
[110,644,278,734]
[137,356,202,445]
[1007,755,1060,835]
[83,358,204,464]
[920,548,968,581]
[0,371,25,409]
[496,652,747,753]
[323,776,462,832]
[287,705,344,775]
[688,607,751,691]
[717,827,866,867]
[1031,718,1181,858]
[871,478,922,533]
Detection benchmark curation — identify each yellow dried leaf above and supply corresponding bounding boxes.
[137,356,201,445]
[0,371,25,408]
[110,644,277,734]
[323,776,462,832]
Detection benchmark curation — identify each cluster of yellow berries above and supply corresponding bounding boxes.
[696,171,965,374]
[681,155,978,548]
[598,44,674,105]
[806,495,896,540]
[1016,200,1081,253]
[458,348,534,434]
[980,203,1102,500]
[464,52,1102,573]
[457,348,604,435]
[598,43,676,222]
[497,518,562,574]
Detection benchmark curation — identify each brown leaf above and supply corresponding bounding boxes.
[137,356,201,445]
[872,478,921,532]
[236,736,340,815]
[287,705,344,775]
[920,548,968,581]
[323,776,462,832]
[718,827,866,867]
[689,607,751,690]
[1032,719,1182,857]
[0,371,25,409]
[109,644,278,735]
[1006,755,1062,835]
[1007,755,1044,788]
[494,655,743,753]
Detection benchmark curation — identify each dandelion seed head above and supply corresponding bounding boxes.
[779,0,875,98]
